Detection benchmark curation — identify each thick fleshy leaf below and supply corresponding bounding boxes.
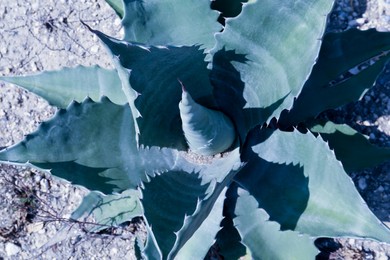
[235,128,390,242]
[211,0,333,130]
[210,49,286,142]
[143,224,163,260]
[280,29,390,126]
[121,0,221,50]
[310,121,390,173]
[234,187,319,259]
[92,28,217,149]
[141,148,242,259]
[71,189,142,232]
[179,89,236,156]
[213,183,248,259]
[0,65,125,108]
[0,98,184,192]
[141,171,207,260]
[173,187,226,260]
[105,0,124,18]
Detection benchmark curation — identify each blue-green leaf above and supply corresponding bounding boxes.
[92,28,217,149]
[213,183,248,259]
[71,189,143,232]
[141,171,208,259]
[121,0,221,50]
[0,98,182,192]
[141,148,242,259]
[235,128,390,242]
[0,65,125,108]
[310,121,390,173]
[211,0,333,129]
[280,29,390,126]
[234,187,319,260]
[105,0,124,18]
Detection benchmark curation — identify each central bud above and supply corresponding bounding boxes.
[179,87,236,156]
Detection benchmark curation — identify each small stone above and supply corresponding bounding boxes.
[5,242,20,256]
[348,20,358,27]
[40,178,49,192]
[358,177,367,190]
[369,133,376,140]
[111,247,118,255]
[90,45,99,53]
[26,222,44,233]
[377,185,385,192]
[356,17,366,25]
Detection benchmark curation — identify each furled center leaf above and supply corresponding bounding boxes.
[179,88,236,156]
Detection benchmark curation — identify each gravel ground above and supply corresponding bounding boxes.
[0,0,390,259]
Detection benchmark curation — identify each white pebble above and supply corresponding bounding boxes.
[90,45,99,53]
[5,242,20,256]
[358,178,367,190]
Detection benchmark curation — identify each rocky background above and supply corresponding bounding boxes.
[0,0,390,259]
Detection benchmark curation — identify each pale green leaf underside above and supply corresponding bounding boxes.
[235,129,390,242]
[0,65,125,108]
[71,189,143,232]
[234,187,319,260]
[122,0,221,50]
[311,121,390,173]
[212,0,333,125]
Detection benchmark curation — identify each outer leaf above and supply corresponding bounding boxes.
[280,29,390,126]
[235,128,390,242]
[105,0,124,18]
[234,187,319,260]
[92,28,217,149]
[71,189,142,232]
[310,121,390,173]
[121,0,221,50]
[213,183,248,259]
[0,98,184,192]
[0,65,125,108]
[141,148,242,260]
[211,0,333,128]
[141,171,207,259]
[143,224,163,260]
[173,187,226,260]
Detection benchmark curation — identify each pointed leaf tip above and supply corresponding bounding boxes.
[179,90,236,156]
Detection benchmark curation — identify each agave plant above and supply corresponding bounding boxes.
[1,0,390,258]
